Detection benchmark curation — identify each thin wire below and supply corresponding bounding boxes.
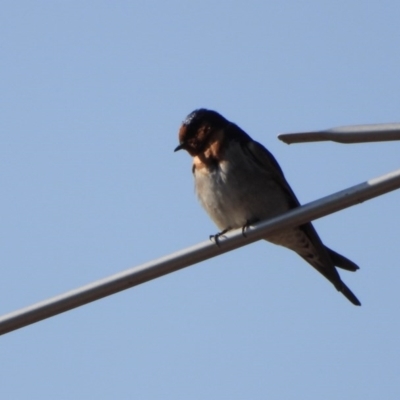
[278,123,400,144]
[0,167,400,336]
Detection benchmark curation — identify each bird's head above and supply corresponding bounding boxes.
[174,109,229,156]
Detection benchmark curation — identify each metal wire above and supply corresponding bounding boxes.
[0,167,400,335]
[278,123,400,144]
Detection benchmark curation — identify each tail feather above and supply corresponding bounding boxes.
[326,247,360,272]
[269,225,361,305]
[339,281,361,306]
[301,254,362,306]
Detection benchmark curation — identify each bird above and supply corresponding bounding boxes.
[174,108,361,306]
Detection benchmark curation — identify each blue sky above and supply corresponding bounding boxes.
[1,1,400,399]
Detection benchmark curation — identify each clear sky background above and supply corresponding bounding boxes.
[1,1,400,399]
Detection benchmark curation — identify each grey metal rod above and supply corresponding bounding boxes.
[278,123,400,144]
[1,168,400,336]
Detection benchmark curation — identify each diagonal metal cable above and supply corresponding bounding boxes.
[0,167,399,336]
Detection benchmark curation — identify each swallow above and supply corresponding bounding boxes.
[174,108,361,306]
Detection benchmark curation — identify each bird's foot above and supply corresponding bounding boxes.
[210,228,230,247]
[241,219,259,238]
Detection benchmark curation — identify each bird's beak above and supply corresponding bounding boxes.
[174,143,185,152]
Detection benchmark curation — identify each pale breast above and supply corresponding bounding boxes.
[193,141,291,231]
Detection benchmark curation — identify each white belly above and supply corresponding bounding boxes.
[194,156,290,231]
